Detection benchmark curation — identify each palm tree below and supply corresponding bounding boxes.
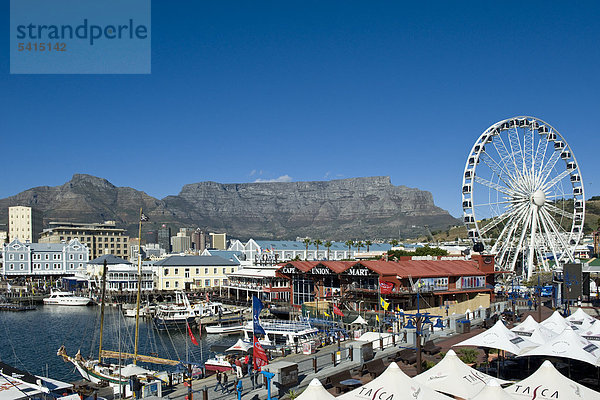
[303,238,311,260]
[324,241,332,260]
[345,240,354,257]
[356,241,364,252]
[313,239,323,259]
[365,240,372,252]
[390,239,399,247]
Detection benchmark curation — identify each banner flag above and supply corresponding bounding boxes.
[252,295,266,335]
[186,321,199,346]
[253,335,268,370]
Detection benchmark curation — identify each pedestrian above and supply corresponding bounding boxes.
[578,296,582,307]
[527,299,532,310]
[235,357,243,378]
[131,375,142,399]
[222,371,229,394]
[214,370,223,392]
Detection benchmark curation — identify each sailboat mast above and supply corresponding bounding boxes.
[98,259,108,361]
[134,207,144,365]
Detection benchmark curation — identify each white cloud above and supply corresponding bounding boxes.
[249,169,257,176]
[254,174,293,183]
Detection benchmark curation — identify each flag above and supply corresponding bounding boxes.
[6,282,11,293]
[140,212,149,222]
[252,295,266,335]
[379,281,394,295]
[205,292,210,302]
[333,304,344,317]
[380,296,390,311]
[324,311,330,317]
[187,322,199,346]
[396,305,402,313]
[253,336,269,370]
[376,314,380,322]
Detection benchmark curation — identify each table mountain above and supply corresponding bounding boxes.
[0,174,459,240]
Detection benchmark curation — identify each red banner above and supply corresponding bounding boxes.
[333,304,345,317]
[187,322,199,346]
[253,336,269,370]
[379,281,395,295]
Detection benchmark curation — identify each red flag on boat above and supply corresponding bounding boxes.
[253,336,268,370]
[187,322,199,346]
[333,304,345,317]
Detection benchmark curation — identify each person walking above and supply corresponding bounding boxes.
[235,357,243,378]
[214,370,223,392]
[247,355,254,389]
[222,371,229,394]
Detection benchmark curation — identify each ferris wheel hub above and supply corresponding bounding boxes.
[531,190,546,207]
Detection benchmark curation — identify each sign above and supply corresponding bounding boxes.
[456,276,484,290]
[310,267,332,275]
[344,266,372,276]
[379,281,394,294]
[280,266,300,275]
[563,263,582,300]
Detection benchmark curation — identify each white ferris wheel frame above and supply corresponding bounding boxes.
[461,116,585,279]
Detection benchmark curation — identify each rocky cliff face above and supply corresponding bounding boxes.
[0,174,459,240]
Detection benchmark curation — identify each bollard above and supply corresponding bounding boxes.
[349,346,353,361]
[313,357,318,373]
[380,338,384,349]
[281,348,285,357]
[392,335,396,345]
[202,387,208,400]
[331,352,336,367]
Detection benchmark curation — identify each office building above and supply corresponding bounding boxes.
[209,233,227,250]
[157,225,171,253]
[8,206,43,243]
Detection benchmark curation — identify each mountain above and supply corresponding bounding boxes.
[0,174,459,240]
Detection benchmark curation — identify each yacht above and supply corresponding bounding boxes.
[242,319,319,348]
[153,291,197,330]
[43,290,91,306]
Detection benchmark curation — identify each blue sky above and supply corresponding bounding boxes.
[1,1,599,217]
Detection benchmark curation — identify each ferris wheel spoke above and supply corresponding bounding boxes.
[507,126,526,175]
[533,136,549,186]
[544,203,574,221]
[492,135,521,181]
[474,199,517,207]
[493,204,530,259]
[540,208,575,263]
[537,209,562,268]
[479,152,517,188]
[478,210,513,236]
[541,169,571,192]
[537,148,562,187]
[473,176,519,197]
[510,207,533,272]
[523,126,535,174]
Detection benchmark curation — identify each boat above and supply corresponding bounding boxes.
[58,209,174,397]
[43,290,91,306]
[242,319,319,348]
[123,302,156,318]
[205,323,245,335]
[153,291,197,330]
[204,354,233,374]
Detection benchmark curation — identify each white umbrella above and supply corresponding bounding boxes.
[226,339,252,353]
[351,315,368,325]
[454,320,538,355]
[504,360,600,399]
[338,362,449,400]
[297,379,335,400]
[470,379,518,400]
[539,311,569,335]
[519,326,600,366]
[579,320,600,341]
[414,349,511,399]
[511,316,557,346]
[566,308,597,326]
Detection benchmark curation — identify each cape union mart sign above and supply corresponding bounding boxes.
[279,265,373,276]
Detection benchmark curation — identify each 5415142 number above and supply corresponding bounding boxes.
[17,42,67,52]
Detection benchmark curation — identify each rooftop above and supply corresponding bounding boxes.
[155,255,239,267]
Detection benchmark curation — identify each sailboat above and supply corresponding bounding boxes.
[57,209,177,396]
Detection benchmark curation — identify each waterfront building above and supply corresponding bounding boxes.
[276,254,497,312]
[224,264,291,303]
[0,230,7,244]
[87,254,154,292]
[228,239,392,262]
[9,206,43,243]
[157,224,171,253]
[38,221,129,260]
[154,255,240,291]
[1,238,89,277]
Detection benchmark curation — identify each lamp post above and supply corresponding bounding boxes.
[358,300,364,318]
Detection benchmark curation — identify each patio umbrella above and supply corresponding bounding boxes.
[454,320,538,355]
[511,316,557,346]
[566,308,597,327]
[297,379,335,400]
[226,339,252,353]
[518,326,600,366]
[539,311,570,335]
[414,349,511,399]
[338,362,449,400]
[579,320,600,341]
[470,379,518,400]
[351,315,368,325]
[504,360,600,399]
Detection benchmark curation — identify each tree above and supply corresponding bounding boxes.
[390,239,399,247]
[356,241,364,252]
[324,241,332,260]
[313,239,323,259]
[365,240,372,252]
[345,240,354,255]
[303,238,311,260]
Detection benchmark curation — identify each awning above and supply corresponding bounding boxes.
[226,339,252,353]
[454,320,537,355]
[351,315,368,325]
[539,311,570,335]
[471,379,517,400]
[296,379,335,400]
[504,360,600,399]
[518,326,600,366]
[414,349,511,398]
[511,315,557,345]
[338,362,449,400]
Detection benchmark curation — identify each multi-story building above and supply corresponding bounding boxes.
[0,231,8,244]
[9,206,43,243]
[155,255,239,291]
[38,221,129,260]
[171,230,192,253]
[1,238,89,277]
[157,225,171,253]
[209,233,227,250]
[87,254,154,292]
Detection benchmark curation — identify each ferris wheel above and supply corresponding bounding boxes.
[462,116,585,279]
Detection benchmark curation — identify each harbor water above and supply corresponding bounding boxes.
[0,305,239,383]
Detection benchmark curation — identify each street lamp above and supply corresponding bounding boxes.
[358,300,364,318]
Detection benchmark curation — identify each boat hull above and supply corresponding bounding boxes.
[204,362,233,373]
[153,316,196,331]
[43,298,91,306]
[205,325,244,335]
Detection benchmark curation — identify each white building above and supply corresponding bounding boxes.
[87,254,155,292]
[9,206,43,243]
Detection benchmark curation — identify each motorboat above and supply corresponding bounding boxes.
[153,291,197,330]
[204,354,233,374]
[205,322,245,335]
[242,319,319,348]
[43,290,91,306]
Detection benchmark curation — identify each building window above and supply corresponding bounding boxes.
[175,281,179,288]
[213,268,217,274]
[174,268,179,275]
[166,281,170,288]
[164,268,169,276]
[9,254,14,260]
[9,264,14,270]
[79,254,83,260]
[45,254,49,260]
[195,268,199,274]
[69,263,74,269]
[19,254,24,260]
[214,279,219,286]
[19,263,24,270]
[204,268,208,274]
[69,254,74,260]
[205,279,211,287]
[185,269,190,278]
[45,263,49,269]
